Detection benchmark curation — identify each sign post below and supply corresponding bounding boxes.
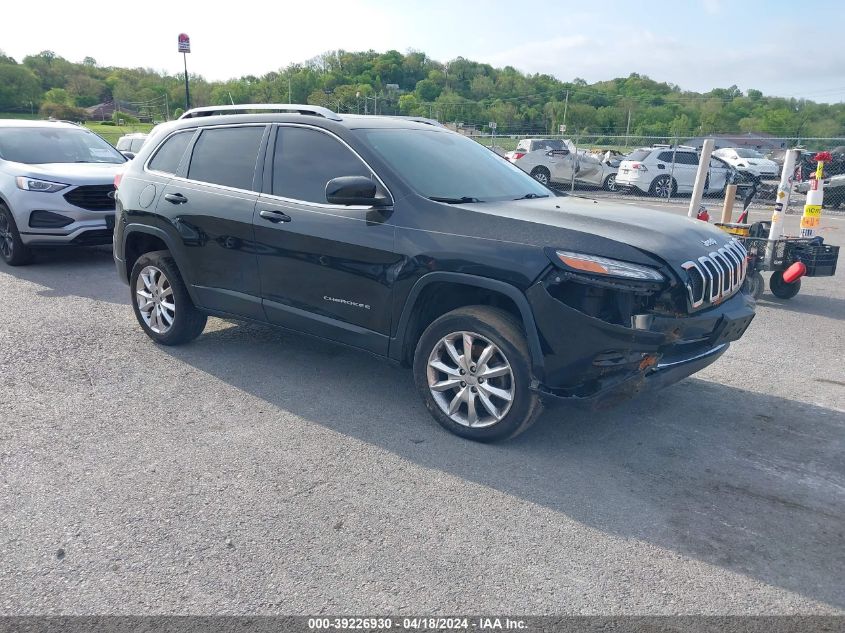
[178,33,191,111]
[489,121,497,150]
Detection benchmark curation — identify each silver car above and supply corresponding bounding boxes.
[0,119,126,265]
[514,145,619,191]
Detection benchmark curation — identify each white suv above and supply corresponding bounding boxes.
[616,146,735,198]
[0,119,126,265]
[712,147,779,179]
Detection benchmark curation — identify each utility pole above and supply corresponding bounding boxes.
[625,108,632,148]
[288,76,292,103]
[164,92,170,121]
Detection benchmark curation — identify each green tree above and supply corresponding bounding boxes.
[0,63,41,110]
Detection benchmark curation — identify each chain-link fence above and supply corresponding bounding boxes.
[468,132,845,213]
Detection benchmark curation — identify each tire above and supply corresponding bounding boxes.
[769,270,801,300]
[649,175,676,199]
[603,173,618,192]
[0,203,33,266]
[413,306,542,442]
[129,250,207,345]
[530,167,551,186]
[743,270,765,300]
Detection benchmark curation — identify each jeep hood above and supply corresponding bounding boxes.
[465,195,739,276]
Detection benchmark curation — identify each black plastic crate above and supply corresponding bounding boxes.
[789,243,839,277]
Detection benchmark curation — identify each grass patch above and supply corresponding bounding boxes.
[0,111,40,120]
[85,122,154,145]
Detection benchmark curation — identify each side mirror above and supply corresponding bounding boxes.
[120,151,136,160]
[325,176,390,206]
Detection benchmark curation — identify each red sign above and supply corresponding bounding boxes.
[178,33,191,54]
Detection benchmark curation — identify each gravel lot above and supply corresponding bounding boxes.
[1,208,843,615]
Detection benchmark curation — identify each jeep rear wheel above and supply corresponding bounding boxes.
[413,306,541,442]
[130,250,207,345]
[0,203,33,266]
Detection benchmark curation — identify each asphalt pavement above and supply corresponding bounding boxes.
[0,208,843,615]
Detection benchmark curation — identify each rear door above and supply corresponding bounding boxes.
[252,124,400,354]
[665,151,698,193]
[547,150,575,183]
[155,124,268,319]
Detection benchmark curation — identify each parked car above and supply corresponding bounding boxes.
[795,173,845,209]
[505,138,574,163]
[114,104,755,442]
[115,132,148,159]
[0,119,126,265]
[712,147,779,179]
[616,146,735,197]
[515,146,620,191]
[765,148,845,182]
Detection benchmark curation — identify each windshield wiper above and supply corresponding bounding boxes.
[429,196,483,204]
[513,193,550,200]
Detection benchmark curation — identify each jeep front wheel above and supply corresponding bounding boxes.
[413,306,541,442]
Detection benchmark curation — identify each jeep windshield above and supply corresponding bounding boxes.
[357,128,549,202]
[0,127,126,165]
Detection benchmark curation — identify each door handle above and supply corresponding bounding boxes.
[259,209,291,223]
[164,193,188,204]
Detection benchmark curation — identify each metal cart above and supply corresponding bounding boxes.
[715,221,840,299]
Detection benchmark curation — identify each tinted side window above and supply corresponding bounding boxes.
[272,127,370,203]
[148,131,193,174]
[677,152,700,165]
[188,126,265,190]
[657,151,674,162]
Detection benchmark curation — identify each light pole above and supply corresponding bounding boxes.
[178,33,191,110]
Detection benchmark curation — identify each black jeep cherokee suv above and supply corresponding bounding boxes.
[114,104,755,441]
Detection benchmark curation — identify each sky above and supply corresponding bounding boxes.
[3,0,844,102]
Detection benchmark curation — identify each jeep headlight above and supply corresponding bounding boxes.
[554,250,664,281]
[15,177,69,193]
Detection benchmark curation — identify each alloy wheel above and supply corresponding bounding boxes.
[533,170,549,185]
[654,176,672,198]
[135,265,176,334]
[605,174,618,191]
[426,330,515,428]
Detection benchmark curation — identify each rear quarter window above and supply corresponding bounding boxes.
[148,131,194,174]
[626,149,652,162]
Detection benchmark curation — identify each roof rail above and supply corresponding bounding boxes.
[179,103,342,121]
[390,115,445,128]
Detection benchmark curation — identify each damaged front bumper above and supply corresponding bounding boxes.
[525,281,755,406]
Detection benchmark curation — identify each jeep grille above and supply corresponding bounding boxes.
[681,239,747,309]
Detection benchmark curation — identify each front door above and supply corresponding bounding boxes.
[253,125,401,355]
